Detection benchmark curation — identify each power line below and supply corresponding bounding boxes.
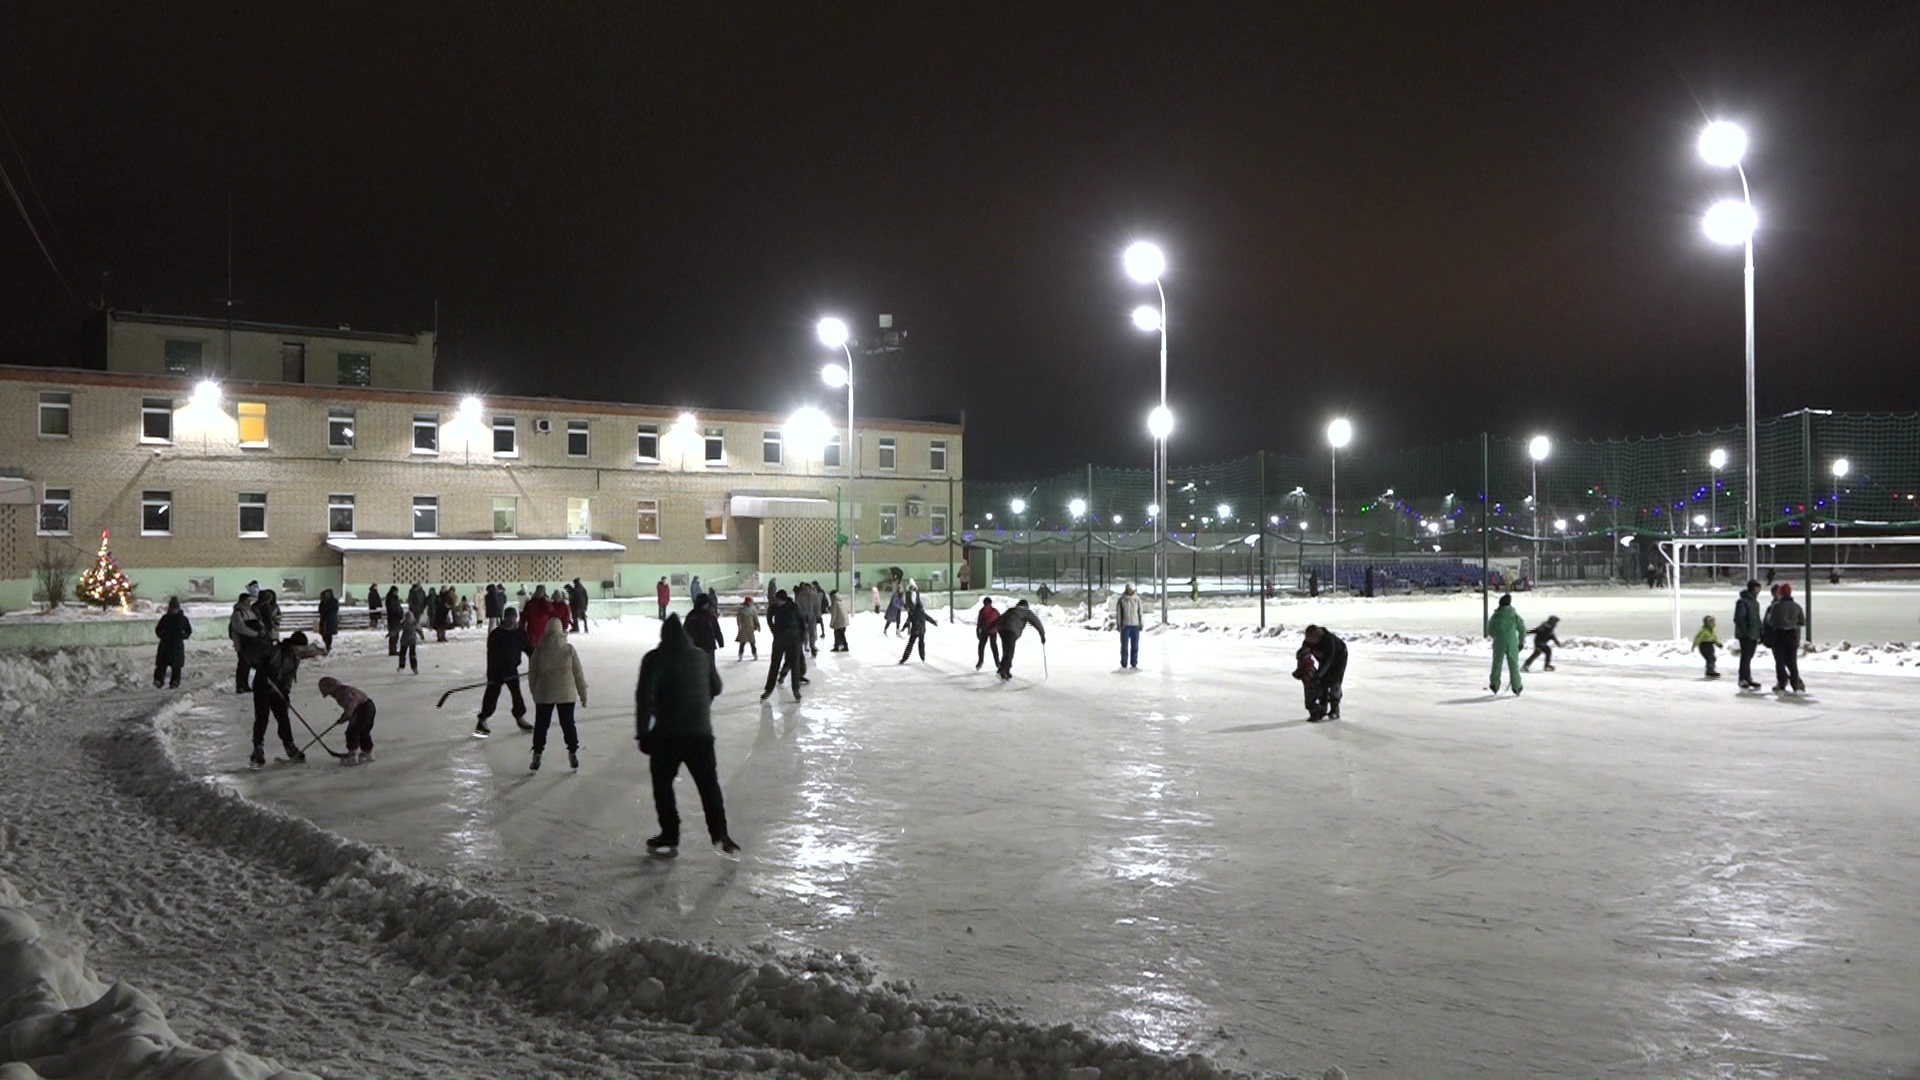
[0,149,83,312]
[0,107,80,285]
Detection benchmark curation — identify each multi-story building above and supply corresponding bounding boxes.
[0,365,963,609]
[87,309,437,390]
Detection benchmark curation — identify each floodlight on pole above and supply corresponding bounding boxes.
[816,317,849,349]
[1010,497,1026,516]
[1698,121,1748,167]
[1069,498,1087,518]
[1697,119,1761,582]
[1124,239,1171,624]
[1832,458,1849,479]
[1327,418,1351,589]
[816,317,857,592]
[784,405,832,463]
[1704,200,1758,246]
[1217,503,1232,521]
[192,379,222,407]
[1123,241,1166,283]
[1832,458,1849,571]
[1132,305,1163,332]
[1529,434,1550,581]
[1146,405,1174,440]
[821,363,849,389]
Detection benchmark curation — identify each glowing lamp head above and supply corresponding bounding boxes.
[1698,121,1748,168]
[1216,503,1232,520]
[1111,514,1122,525]
[1710,448,1729,470]
[1069,498,1088,518]
[816,317,849,349]
[457,395,483,421]
[1529,434,1551,461]
[1123,241,1166,283]
[821,362,849,390]
[1832,458,1850,479]
[1147,503,1160,519]
[1147,405,1174,440]
[784,405,832,458]
[1131,305,1163,333]
[191,379,222,407]
[1270,515,1280,525]
[1692,514,1708,528]
[1703,200,1757,246]
[1009,498,1027,516]
[1327,417,1352,449]
[1555,519,1569,532]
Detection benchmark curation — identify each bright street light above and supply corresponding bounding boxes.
[1010,498,1027,516]
[1703,200,1758,246]
[1832,458,1850,479]
[1692,514,1708,528]
[192,379,222,407]
[1269,514,1280,526]
[1555,519,1568,532]
[1216,503,1232,520]
[784,405,832,461]
[821,362,849,389]
[1327,417,1352,589]
[1123,241,1166,283]
[1069,498,1087,518]
[1698,121,1748,167]
[1126,241,1173,626]
[1528,434,1550,582]
[815,317,849,349]
[1529,434,1551,461]
[1327,418,1352,449]
[1697,118,1760,582]
[1147,405,1174,439]
[1710,447,1728,470]
[1147,503,1160,519]
[1131,305,1163,332]
[1111,514,1122,525]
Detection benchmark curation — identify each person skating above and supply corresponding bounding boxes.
[898,594,934,664]
[568,577,591,634]
[994,599,1046,681]
[975,595,1002,670]
[796,582,821,658]
[527,622,588,771]
[475,607,533,737]
[317,676,377,764]
[1764,582,1806,693]
[761,590,807,701]
[689,575,705,609]
[1733,579,1764,689]
[1114,583,1143,670]
[396,609,421,673]
[249,631,321,767]
[829,589,850,651]
[1521,615,1561,672]
[1303,625,1348,720]
[636,614,737,856]
[684,592,726,656]
[317,588,340,652]
[1291,638,1320,719]
[383,586,404,654]
[734,596,761,660]
[228,593,263,693]
[656,576,671,620]
[153,597,191,689]
[1693,615,1723,679]
[522,585,559,649]
[1488,593,1525,695]
[367,583,383,631]
[884,588,904,637]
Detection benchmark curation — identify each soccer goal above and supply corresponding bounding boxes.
[1655,534,1920,640]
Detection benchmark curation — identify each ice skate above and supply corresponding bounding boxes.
[248,745,266,769]
[473,720,491,738]
[515,716,533,732]
[342,750,360,766]
[646,834,679,857]
[282,746,306,764]
[529,751,542,771]
[568,749,579,770]
[715,836,742,857]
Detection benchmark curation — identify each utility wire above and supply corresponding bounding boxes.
[0,107,80,284]
[0,149,83,311]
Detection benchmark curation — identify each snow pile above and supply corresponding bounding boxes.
[0,875,314,1079]
[0,649,155,724]
[117,699,1244,1080]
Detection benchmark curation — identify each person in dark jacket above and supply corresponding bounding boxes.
[383,586,404,654]
[884,589,904,636]
[484,583,504,629]
[636,614,737,855]
[475,607,534,736]
[684,592,726,655]
[1733,579,1764,690]
[407,582,427,620]
[228,593,263,693]
[994,599,1046,681]
[250,632,319,768]
[760,590,808,701]
[975,596,1002,670]
[317,588,341,652]
[153,597,192,688]
[1303,625,1349,721]
[1764,582,1807,693]
[1521,615,1561,672]
[367,583,382,630]
[430,586,452,643]
[254,588,281,643]
[898,594,934,663]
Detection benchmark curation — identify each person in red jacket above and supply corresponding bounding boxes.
[974,596,1002,670]
[523,585,557,649]
[656,576,671,620]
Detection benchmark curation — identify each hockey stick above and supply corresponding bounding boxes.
[265,681,348,758]
[298,718,346,756]
[1041,639,1050,681]
[436,681,489,708]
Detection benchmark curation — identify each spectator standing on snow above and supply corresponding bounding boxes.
[569,577,591,635]
[228,593,263,693]
[154,597,191,689]
[690,575,705,608]
[475,607,532,737]
[656,577,671,620]
[396,610,421,674]
[796,582,822,658]
[1693,616,1723,679]
[254,589,281,643]
[761,590,807,701]
[975,595,1002,670]
[527,623,588,771]
[1114,583,1144,670]
[317,589,340,652]
[453,594,474,628]
[994,599,1046,681]
[684,592,726,656]
[1733,579,1764,690]
[829,589,850,652]
[368,583,383,630]
[407,583,427,620]
[246,580,261,599]
[249,632,320,768]
[1304,625,1348,721]
[871,584,882,615]
[636,614,738,856]
[898,594,934,664]
[384,587,404,653]
[1522,615,1561,672]
[1488,593,1525,696]
[734,596,761,660]
[316,677,377,765]
[484,583,503,629]
[431,586,453,642]
[1764,582,1806,693]
[884,588,904,637]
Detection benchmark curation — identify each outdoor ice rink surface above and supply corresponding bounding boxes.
[180,586,1920,1078]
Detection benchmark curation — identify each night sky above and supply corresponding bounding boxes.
[4,2,1918,479]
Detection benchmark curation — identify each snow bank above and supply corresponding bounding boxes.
[0,649,155,724]
[115,698,1244,1080]
[0,876,313,1080]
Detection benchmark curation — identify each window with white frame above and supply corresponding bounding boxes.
[238,492,268,536]
[567,419,590,457]
[931,504,948,538]
[930,439,948,473]
[413,413,439,454]
[327,407,355,449]
[140,397,173,443]
[492,416,517,456]
[38,486,71,535]
[237,401,268,447]
[492,496,517,537]
[824,433,842,469]
[704,500,726,539]
[636,423,660,462]
[327,493,355,536]
[879,504,899,540]
[412,495,439,537]
[141,490,172,535]
[762,430,783,465]
[704,427,725,465]
[636,498,660,539]
[567,497,592,537]
[38,392,71,438]
[878,436,897,471]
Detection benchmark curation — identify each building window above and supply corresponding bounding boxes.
[880,504,898,540]
[878,436,897,471]
[238,492,268,536]
[493,416,517,456]
[141,490,172,536]
[338,353,372,386]
[412,496,439,537]
[705,501,726,540]
[492,496,517,537]
[824,433,842,469]
[763,430,783,465]
[327,493,355,536]
[327,407,355,449]
[931,504,948,538]
[38,392,71,438]
[140,397,173,443]
[413,413,439,454]
[704,427,725,465]
[567,419,590,457]
[237,401,268,446]
[567,497,592,537]
[636,423,659,462]
[38,486,71,535]
[930,439,948,473]
[636,499,660,539]
[163,340,202,377]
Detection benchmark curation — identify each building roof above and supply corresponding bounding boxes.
[326,538,628,554]
[105,309,425,345]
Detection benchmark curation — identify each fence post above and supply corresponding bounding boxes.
[1085,463,1094,621]
[1257,450,1267,630]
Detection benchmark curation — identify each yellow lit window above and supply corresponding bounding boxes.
[237,401,268,446]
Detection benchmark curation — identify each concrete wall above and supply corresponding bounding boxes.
[104,316,435,390]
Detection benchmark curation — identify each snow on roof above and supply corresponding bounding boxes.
[325,538,627,553]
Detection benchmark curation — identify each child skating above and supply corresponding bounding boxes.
[1693,615,1723,679]
[1292,640,1321,719]
[1522,615,1560,672]
[317,677,378,764]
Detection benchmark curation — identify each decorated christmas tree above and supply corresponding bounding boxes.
[76,529,136,610]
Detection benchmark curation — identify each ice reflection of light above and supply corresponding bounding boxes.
[755,698,888,925]
[443,753,507,870]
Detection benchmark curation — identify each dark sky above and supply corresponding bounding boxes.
[5,2,1918,479]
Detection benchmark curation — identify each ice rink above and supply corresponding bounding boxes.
[173,587,1920,1077]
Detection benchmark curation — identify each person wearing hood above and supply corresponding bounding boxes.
[317,676,376,765]
[1522,615,1561,672]
[407,582,427,619]
[522,585,558,649]
[384,586,404,654]
[475,607,533,737]
[228,593,263,693]
[254,588,281,643]
[317,588,340,652]
[993,599,1046,681]
[684,592,726,655]
[568,577,591,635]
[250,632,321,767]
[1303,624,1349,721]
[898,593,935,664]
[527,622,588,771]
[1763,581,1807,693]
[154,597,192,689]
[734,596,761,660]
[1488,593,1526,696]
[636,614,737,856]
[795,582,821,658]
[829,589,850,652]
[1733,579,1764,690]
[761,589,807,701]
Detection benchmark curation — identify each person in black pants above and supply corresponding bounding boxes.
[249,632,317,767]
[637,614,738,855]
[384,586,404,654]
[1732,579,1763,689]
[1303,624,1348,721]
[760,590,807,701]
[1765,582,1807,693]
[475,607,532,736]
[1522,616,1560,672]
[898,595,933,663]
[153,597,192,688]
[367,583,383,631]
[317,588,340,652]
[993,600,1046,681]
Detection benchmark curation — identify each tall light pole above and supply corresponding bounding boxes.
[1831,457,1849,574]
[1709,446,1728,578]
[818,317,857,594]
[1126,240,1170,625]
[1700,120,1759,583]
[1327,418,1352,591]
[1529,435,1551,582]
[1009,497,1030,590]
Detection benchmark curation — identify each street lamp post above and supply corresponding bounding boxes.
[1327,418,1351,592]
[1010,498,1029,590]
[1070,497,1090,618]
[1709,447,1728,578]
[1126,241,1170,625]
[1832,457,1849,575]
[818,318,857,594]
[1529,435,1551,583]
[1700,120,1760,583]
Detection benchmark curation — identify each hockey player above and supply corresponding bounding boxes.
[316,676,377,764]
[975,596,1002,670]
[474,607,532,737]
[249,632,323,767]
[994,599,1047,681]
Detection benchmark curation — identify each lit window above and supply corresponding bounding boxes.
[337,353,372,386]
[930,439,948,473]
[637,499,660,539]
[824,433,842,469]
[237,401,268,446]
[931,504,948,538]
[878,436,897,471]
[141,490,172,536]
[328,407,355,449]
[493,416,517,456]
[636,424,660,462]
[413,413,439,454]
[763,430,783,465]
[238,492,268,536]
[38,487,72,535]
[567,419,590,457]
[704,427,725,465]
[412,496,439,537]
[880,504,898,540]
[327,493,355,536]
[38,392,71,438]
[705,501,726,539]
[493,496,517,537]
[140,397,173,443]
[567,497,592,537]
[163,340,202,377]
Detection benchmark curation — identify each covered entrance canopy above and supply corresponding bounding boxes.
[728,493,838,577]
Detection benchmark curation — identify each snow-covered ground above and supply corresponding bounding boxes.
[9,587,1920,1077]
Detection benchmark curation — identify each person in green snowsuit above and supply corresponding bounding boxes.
[1487,592,1525,695]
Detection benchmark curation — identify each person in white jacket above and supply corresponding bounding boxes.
[527,623,588,772]
[1114,584,1144,670]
